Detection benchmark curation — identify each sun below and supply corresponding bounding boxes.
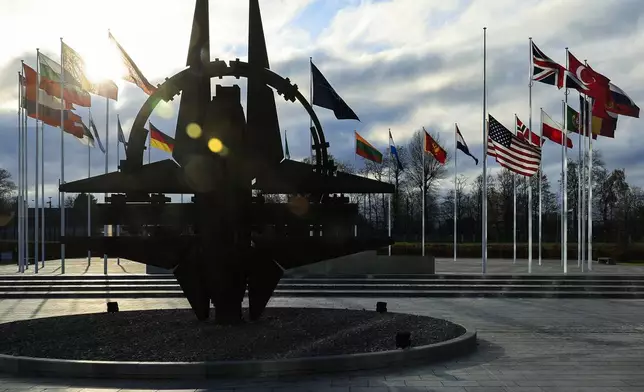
[83,42,126,84]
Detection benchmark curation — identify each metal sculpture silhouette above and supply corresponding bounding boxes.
[61,0,394,324]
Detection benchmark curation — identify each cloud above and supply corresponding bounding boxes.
[0,0,643,205]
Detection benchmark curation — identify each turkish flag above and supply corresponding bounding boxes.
[567,52,612,118]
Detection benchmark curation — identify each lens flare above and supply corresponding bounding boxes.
[186,123,202,139]
[208,138,224,153]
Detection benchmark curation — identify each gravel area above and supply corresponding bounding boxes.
[0,307,464,362]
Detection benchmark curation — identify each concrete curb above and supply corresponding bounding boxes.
[0,330,476,379]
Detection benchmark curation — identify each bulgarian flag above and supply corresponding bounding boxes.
[38,52,91,107]
[355,131,382,163]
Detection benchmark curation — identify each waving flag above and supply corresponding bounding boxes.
[355,131,382,163]
[531,41,584,90]
[117,116,128,151]
[89,118,106,153]
[487,114,541,177]
[424,128,446,165]
[388,130,403,170]
[455,125,478,165]
[311,60,359,121]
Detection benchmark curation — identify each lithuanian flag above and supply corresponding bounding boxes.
[355,131,382,163]
[149,123,174,153]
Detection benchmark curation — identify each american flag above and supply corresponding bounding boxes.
[487,114,541,177]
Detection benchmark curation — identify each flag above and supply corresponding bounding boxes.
[455,125,478,165]
[516,116,543,146]
[38,53,91,107]
[532,112,573,149]
[388,130,403,170]
[311,61,359,121]
[607,83,639,118]
[423,128,446,165]
[22,63,73,111]
[589,98,617,138]
[284,130,290,159]
[355,131,382,163]
[487,114,541,177]
[567,51,611,116]
[89,118,106,153]
[117,116,128,152]
[531,41,584,90]
[76,123,96,147]
[62,41,119,101]
[150,123,175,153]
[109,32,157,96]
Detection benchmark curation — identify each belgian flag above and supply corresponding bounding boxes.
[149,123,175,153]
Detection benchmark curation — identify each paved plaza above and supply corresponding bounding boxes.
[0,296,643,391]
[2,256,644,276]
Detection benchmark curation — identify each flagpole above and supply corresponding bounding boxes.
[59,38,66,274]
[388,128,392,257]
[34,48,40,275]
[87,110,92,265]
[562,48,569,274]
[148,120,151,164]
[538,108,543,267]
[527,38,533,273]
[581,94,587,271]
[40,121,45,268]
[17,70,23,273]
[587,95,593,271]
[309,57,313,163]
[482,27,488,274]
[421,130,425,258]
[453,123,457,262]
[580,108,586,271]
[104,97,109,275]
[116,114,120,266]
[512,115,517,265]
[23,81,29,271]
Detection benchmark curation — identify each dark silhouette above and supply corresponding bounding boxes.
[60,0,393,324]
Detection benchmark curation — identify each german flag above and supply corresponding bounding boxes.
[355,131,382,163]
[149,123,174,153]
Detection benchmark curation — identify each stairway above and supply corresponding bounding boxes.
[1,274,644,299]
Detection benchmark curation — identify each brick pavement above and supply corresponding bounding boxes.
[3,257,643,276]
[1,297,644,391]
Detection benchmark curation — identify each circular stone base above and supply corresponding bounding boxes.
[0,308,476,378]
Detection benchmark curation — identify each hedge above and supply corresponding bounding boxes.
[376,242,644,262]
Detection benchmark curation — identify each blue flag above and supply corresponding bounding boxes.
[455,125,478,165]
[311,60,360,121]
[89,118,106,154]
[388,130,403,170]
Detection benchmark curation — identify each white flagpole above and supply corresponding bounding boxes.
[41,121,45,268]
[527,38,534,273]
[87,111,92,265]
[453,123,457,262]
[17,70,23,273]
[34,49,40,274]
[562,48,569,274]
[538,108,543,267]
[587,96,593,271]
[482,27,488,274]
[59,38,66,274]
[421,130,425,257]
[580,109,586,270]
[148,120,151,164]
[388,129,392,257]
[116,114,120,266]
[581,95,587,271]
[513,115,517,265]
[23,86,29,271]
[104,98,109,275]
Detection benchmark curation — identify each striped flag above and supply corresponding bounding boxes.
[89,118,106,153]
[487,114,541,177]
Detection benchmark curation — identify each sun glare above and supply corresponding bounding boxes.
[84,43,126,84]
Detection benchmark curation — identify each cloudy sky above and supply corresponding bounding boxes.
[0,0,642,205]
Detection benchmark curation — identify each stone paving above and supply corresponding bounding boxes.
[0,297,644,391]
[2,257,643,276]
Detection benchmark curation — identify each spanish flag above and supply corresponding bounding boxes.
[423,128,446,164]
[149,123,174,153]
